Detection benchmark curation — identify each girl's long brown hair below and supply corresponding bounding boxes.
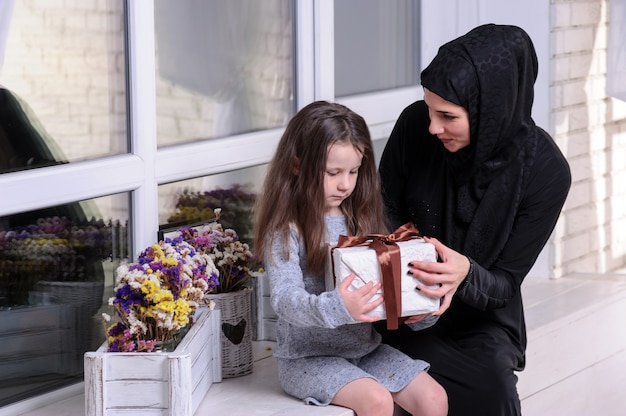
[253,101,387,274]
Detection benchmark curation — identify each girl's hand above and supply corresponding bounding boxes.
[337,272,384,322]
[409,236,470,315]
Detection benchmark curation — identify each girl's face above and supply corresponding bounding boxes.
[423,87,470,152]
[324,142,362,215]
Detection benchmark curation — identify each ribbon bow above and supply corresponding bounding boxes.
[335,222,422,330]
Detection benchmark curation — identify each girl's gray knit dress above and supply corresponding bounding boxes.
[266,215,433,406]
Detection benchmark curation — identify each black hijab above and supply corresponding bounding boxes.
[420,24,539,267]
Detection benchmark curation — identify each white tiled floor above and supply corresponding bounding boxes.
[518,272,626,416]
[521,348,626,415]
[7,272,626,416]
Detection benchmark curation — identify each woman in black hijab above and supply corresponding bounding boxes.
[377,24,571,415]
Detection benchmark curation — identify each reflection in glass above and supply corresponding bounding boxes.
[334,0,420,96]
[0,2,128,172]
[0,195,130,407]
[0,87,68,173]
[154,0,295,146]
[159,165,267,245]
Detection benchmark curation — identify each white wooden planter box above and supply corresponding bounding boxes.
[84,308,222,416]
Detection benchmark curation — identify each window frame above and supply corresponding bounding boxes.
[1,0,425,257]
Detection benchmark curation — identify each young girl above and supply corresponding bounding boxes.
[253,101,448,416]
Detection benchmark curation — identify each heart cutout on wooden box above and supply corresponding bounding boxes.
[222,319,247,345]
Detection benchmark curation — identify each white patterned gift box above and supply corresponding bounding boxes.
[327,227,440,326]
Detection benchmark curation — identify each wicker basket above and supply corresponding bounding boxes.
[206,288,253,378]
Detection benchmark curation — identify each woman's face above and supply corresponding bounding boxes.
[423,88,470,152]
[324,142,362,215]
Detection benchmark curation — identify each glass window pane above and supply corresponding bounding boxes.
[154,0,295,147]
[0,194,130,407]
[334,0,420,97]
[0,2,128,174]
[158,165,267,245]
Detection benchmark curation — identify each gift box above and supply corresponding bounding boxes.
[326,223,440,329]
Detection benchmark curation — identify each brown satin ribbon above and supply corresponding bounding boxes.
[334,222,422,330]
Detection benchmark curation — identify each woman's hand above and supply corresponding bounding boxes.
[409,236,470,315]
[337,272,384,322]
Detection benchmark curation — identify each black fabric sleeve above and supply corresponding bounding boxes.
[456,138,571,310]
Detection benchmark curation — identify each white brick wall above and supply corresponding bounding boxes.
[551,0,626,276]
[2,0,126,161]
